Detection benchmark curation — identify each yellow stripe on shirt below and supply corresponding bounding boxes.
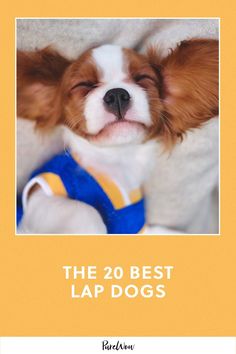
[129,188,142,204]
[40,173,67,197]
[86,168,126,209]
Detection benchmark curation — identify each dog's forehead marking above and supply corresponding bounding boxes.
[92,45,127,82]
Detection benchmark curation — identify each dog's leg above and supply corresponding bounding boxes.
[18,189,107,234]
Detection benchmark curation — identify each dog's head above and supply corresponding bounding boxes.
[17,40,219,146]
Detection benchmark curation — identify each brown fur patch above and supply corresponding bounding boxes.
[17,47,71,128]
[124,48,164,139]
[147,39,219,145]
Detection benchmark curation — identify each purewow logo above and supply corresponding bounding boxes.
[102,340,135,351]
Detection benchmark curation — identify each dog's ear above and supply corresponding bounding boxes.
[148,39,219,144]
[17,47,71,128]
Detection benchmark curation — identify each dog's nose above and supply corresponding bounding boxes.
[103,88,130,119]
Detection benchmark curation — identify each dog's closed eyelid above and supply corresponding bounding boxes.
[70,81,98,91]
[133,74,156,83]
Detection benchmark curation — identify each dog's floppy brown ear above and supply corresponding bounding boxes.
[148,39,219,144]
[17,47,71,128]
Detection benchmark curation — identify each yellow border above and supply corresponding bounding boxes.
[0,7,235,337]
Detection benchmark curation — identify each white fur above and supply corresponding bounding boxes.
[84,45,151,143]
[64,127,157,190]
[92,45,126,82]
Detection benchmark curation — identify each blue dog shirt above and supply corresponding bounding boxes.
[18,151,146,234]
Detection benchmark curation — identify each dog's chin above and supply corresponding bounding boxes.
[86,121,148,146]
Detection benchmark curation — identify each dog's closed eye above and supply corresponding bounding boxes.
[134,74,156,83]
[71,81,98,91]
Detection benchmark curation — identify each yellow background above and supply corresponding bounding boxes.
[0,0,235,336]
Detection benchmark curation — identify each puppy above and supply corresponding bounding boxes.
[17,40,218,234]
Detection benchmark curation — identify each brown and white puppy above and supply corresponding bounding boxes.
[17,40,218,234]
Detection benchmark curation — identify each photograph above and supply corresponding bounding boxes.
[16,18,219,235]
[1,4,235,350]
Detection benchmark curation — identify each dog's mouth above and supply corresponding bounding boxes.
[85,120,148,145]
[99,119,146,133]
